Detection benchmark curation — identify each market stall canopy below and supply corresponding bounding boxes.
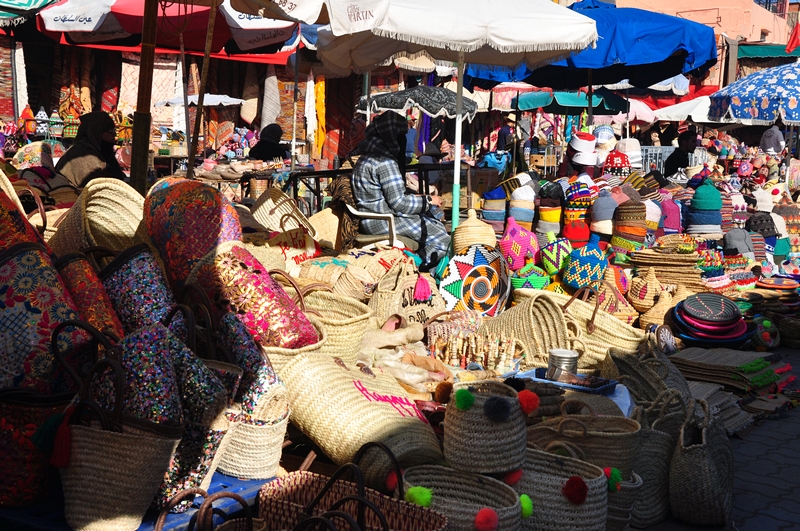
[592,98,656,125]
[356,85,478,121]
[155,95,246,107]
[39,0,298,54]
[601,74,691,96]
[463,0,717,91]
[708,61,800,126]
[737,44,800,59]
[655,96,735,124]
[0,0,55,27]
[512,89,629,115]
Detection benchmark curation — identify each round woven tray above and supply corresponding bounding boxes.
[681,293,741,323]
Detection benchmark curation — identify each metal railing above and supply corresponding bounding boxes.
[641,146,711,175]
[755,0,789,17]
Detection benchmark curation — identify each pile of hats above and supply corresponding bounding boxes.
[668,293,751,347]
[589,189,617,241]
[602,150,631,188]
[569,132,599,173]
[610,199,647,258]
[697,249,735,295]
[562,182,593,248]
[685,180,722,235]
[724,252,757,291]
[746,188,780,257]
[535,181,565,245]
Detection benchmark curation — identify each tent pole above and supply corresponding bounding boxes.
[626,87,630,138]
[130,0,160,195]
[9,37,18,123]
[179,35,191,146]
[452,52,465,231]
[291,50,300,171]
[186,0,219,179]
[363,72,371,125]
[586,70,593,127]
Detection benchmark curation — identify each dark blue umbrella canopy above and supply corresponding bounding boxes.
[464,0,718,91]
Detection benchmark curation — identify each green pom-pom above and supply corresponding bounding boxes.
[763,320,772,328]
[604,467,622,492]
[405,486,433,508]
[520,494,534,519]
[454,389,475,410]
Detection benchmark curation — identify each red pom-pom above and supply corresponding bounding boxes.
[518,390,540,415]
[562,476,588,505]
[385,469,400,491]
[503,468,524,486]
[475,508,499,531]
[762,332,771,341]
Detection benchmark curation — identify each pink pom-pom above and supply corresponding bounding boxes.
[475,508,499,531]
[503,469,523,486]
[413,274,432,302]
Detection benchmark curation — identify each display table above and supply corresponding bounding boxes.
[0,473,272,531]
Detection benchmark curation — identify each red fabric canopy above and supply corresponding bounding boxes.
[626,84,719,110]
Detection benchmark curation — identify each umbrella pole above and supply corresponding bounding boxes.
[363,72,371,126]
[452,52,465,231]
[186,0,219,179]
[179,35,191,148]
[130,0,160,195]
[291,50,300,172]
[626,87,630,138]
[586,71,593,128]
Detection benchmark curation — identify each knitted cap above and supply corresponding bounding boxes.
[723,228,755,257]
[610,186,630,205]
[602,150,631,180]
[615,199,647,227]
[624,170,646,190]
[771,212,789,239]
[691,180,723,211]
[565,182,593,204]
[644,170,667,189]
[638,186,660,202]
[563,220,591,247]
[563,234,609,289]
[590,190,617,223]
[620,184,641,202]
[753,187,774,213]
[643,199,662,231]
[569,132,597,153]
[658,192,682,235]
[593,125,615,146]
[774,193,800,234]
[730,192,749,228]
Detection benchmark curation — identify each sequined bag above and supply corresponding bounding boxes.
[186,242,319,350]
[98,244,186,339]
[144,178,242,291]
[0,242,90,394]
[0,388,71,507]
[0,187,47,250]
[54,252,124,340]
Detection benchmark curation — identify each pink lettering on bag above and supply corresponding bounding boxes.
[353,381,429,423]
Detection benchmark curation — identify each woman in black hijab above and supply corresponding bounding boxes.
[249,123,288,161]
[55,112,125,188]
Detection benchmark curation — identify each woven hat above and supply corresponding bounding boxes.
[590,189,617,223]
[723,228,755,260]
[644,170,667,189]
[570,132,597,153]
[564,234,608,289]
[658,192,682,235]
[737,161,753,177]
[691,180,722,211]
[540,232,573,275]
[593,125,615,145]
[621,184,641,202]
[753,187,774,213]
[774,193,800,233]
[625,170,646,190]
[603,150,632,180]
[638,186,660,201]
[563,219,591,247]
[615,199,647,228]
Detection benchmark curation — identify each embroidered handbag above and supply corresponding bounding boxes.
[0,186,47,250]
[368,259,446,327]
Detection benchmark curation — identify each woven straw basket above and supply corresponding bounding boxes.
[627,267,663,313]
[251,187,316,237]
[28,208,70,242]
[279,353,442,489]
[48,178,146,258]
[241,232,288,271]
[527,400,642,479]
[512,447,607,531]
[402,465,522,531]
[284,286,374,367]
[443,380,526,474]
[218,386,289,479]
[263,316,328,375]
[0,168,25,214]
[452,209,497,253]
[606,472,643,531]
[639,290,673,330]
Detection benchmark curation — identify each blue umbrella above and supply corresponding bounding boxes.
[464,0,717,91]
[708,62,800,126]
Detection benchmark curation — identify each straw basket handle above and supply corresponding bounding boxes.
[589,279,628,307]
[328,495,391,531]
[561,286,601,335]
[352,441,405,500]
[422,311,451,329]
[179,284,235,364]
[269,195,298,217]
[556,417,590,437]
[560,398,596,417]
[155,489,208,531]
[544,440,587,461]
[162,304,197,353]
[16,181,47,233]
[74,357,128,427]
[641,358,670,380]
[647,389,686,422]
[197,491,254,531]
[269,269,321,318]
[279,211,310,234]
[51,319,119,389]
[617,375,645,400]
[304,463,366,527]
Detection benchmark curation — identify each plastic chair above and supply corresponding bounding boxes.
[344,204,419,251]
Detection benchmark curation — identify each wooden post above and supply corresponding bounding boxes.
[129,0,159,195]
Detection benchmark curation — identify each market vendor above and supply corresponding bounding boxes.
[760,125,786,156]
[55,111,125,188]
[558,132,597,179]
[663,131,696,178]
[249,123,288,161]
[351,112,450,271]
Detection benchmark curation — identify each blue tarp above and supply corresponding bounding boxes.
[464,0,717,91]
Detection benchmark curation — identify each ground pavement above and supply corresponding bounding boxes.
[647,347,800,531]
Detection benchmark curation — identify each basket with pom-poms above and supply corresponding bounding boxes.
[403,465,530,531]
[443,380,538,474]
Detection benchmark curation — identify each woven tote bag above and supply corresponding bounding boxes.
[155,488,268,531]
[527,400,642,479]
[511,447,607,531]
[47,178,146,260]
[669,399,734,527]
[259,444,448,531]
[402,465,525,531]
[443,380,527,474]
[280,353,442,489]
[251,187,317,237]
[369,260,445,327]
[58,358,182,531]
[217,385,289,480]
[0,388,72,507]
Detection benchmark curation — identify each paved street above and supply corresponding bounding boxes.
[647,347,800,531]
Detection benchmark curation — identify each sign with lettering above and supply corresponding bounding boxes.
[220,0,297,52]
[41,0,114,33]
